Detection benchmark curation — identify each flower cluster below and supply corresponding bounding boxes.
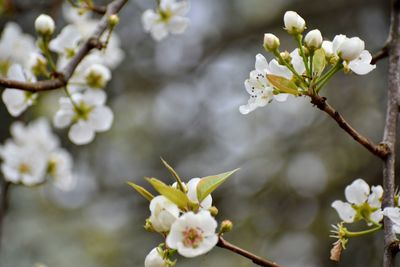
[142,0,190,41]
[240,11,376,114]
[0,4,124,145]
[0,119,73,186]
[128,160,237,266]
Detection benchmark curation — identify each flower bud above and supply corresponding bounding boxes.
[284,11,306,35]
[304,29,322,50]
[209,206,219,217]
[322,41,334,58]
[108,14,120,27]
[278,51,291,65]
[145,248,168,267]
[219,220,233,234]
[35,14,55,36]
[337,37,365,61]
[263,33,280,52]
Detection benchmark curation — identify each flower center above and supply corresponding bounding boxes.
[182,227,204,248]
[18,163,31,174]
[73,102,93,121]
[158,9,172,22]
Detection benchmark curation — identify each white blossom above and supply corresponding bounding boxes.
[2,64,37,117]
[166,210,218,258]
[142,0,190,41]
[383,207,400,234]
[49,25,82,59]
[53,90,114,145]
[186,178,212,209]
[47,149,74,186]
[283,11,306,34]
[304,29,322,50]
[84,64,111,89]
[331,178,383,224]
[322,35,376,75]
[144,248,168,267]
[34,14,55,36]
[149,195,180,232]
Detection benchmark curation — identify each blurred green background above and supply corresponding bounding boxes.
[0,0,393,266]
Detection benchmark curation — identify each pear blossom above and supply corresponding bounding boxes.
[27,52,48,77]
[34,14,55,36]
[84,64,111,89]
[304,29,322,50]
[47,149,74,184]
[383,207,400,234]
[332,178,383,224]
[186,178,212,209]
[142,0,190,41]
[166,210,218,257]
[149,195,180,232]
[239,51,304,114]
[53,90,114,145]
[144,248,168,267]
[322,35,376,75]
[2,64,38,117]
[49,24,82,59]
[283,11,306,34]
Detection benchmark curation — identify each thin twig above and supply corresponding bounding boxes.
[0,0,128,92]
[217,236,282,267]
[382,0,400,266]
[371,44,389,64]
[309,94,389,159]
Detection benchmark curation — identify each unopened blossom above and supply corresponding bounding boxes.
[34,14,55,36]
[332,178,383,224]
[239,51,304,114]
[263,33,280,52]
[53,90,114,145]
[144,248,168,267]
[149,195,180,232]
[322,35,376,75]
[166,210,218,258]
[304,29,322,50]
[142,0,190,41]
[84,64,111,89]
[2,64,37,117]
[283,11,306,34]
[186,178,212,209]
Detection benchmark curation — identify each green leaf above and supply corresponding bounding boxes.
[160,158,186,192]
[146,177,191,210]
[312,48,326,77]
[196,169,239,203]
[267,75,299,95]
[127,181,154,201]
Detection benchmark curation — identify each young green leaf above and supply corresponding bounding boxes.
[146,177,191,210]
[127,181,154,201]
[312,48,326,77]
[160,158,186,192]
[196,169,239,203]
[267,75,299,95]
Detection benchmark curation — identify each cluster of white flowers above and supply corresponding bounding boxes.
[0,5,124,145]
[144,177,218,266]
[142,0,190,41]
[240,11,376,114]
[0,119,73,186]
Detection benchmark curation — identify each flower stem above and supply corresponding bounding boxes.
[344,224,382,238]
[315,61,343,92]
[274,50,308,90]
[295,34,310,76]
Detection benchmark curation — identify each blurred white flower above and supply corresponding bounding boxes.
[322,35,376,75]
[142,0,190,41]
[0,22,36,73]
[2,64,37,117]
[283,11,306,34]
[186,178,212,209]
[84,63,111,89]
[331,178,383,224]
[49,25,82,59]
[166,210,218,258]
[48,149,74,185]
[144,248,168,267]
[149,195,180,232]
[53,90,114,145]
[383,207,400,234]
[34,14,55,36]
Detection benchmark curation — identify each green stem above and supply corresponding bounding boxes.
[345,224,382,238]
[309,52,314,77]
[274,50,308,90]
[295,34,310,76]
[315,61,343,92]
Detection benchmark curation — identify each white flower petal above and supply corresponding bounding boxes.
[345,178,370,205]
[167,17,189,34]
[348,50,376,75]
[332,200,356,223]
[68,121,95,145]
[88,106,114,132]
